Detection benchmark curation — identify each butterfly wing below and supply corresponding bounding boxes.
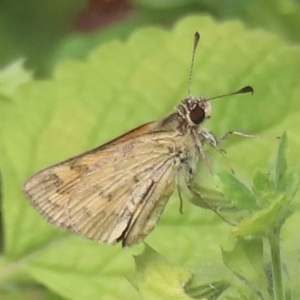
[24,127,181,246]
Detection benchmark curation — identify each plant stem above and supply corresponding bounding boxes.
[268,229,285,300]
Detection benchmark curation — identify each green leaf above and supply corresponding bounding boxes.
[272,133,299,198]
[131,244,192,300]
[218,133,298,299]
[222,238,269,299]
[252,134,299,204]
[1,15,300,299]
[216,171,259,210]
[185,272,230,300]
[252,170,273,197]
[274,133,288,189]
[233,134,298,238]
[233,194,290,237]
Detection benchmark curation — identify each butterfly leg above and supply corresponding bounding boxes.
[200,130,235,174]
[186,173,233,225]
[202,129,264,146]
[200,130,228,154]
[219,130,258,142]
[219,130,281,143]
[193,131,214,175]
[177,184,184,214]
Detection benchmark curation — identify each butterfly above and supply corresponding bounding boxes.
[23,32,253,247]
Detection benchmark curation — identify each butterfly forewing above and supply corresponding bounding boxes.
[23,124,181,246]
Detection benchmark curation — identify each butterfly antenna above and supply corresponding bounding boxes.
[207,85,254,101]
[188,32,200,96]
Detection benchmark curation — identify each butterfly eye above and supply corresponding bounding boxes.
[189,105,205,124]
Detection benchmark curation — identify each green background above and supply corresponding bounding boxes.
[0,0,299,299]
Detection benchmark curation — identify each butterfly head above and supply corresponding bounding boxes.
[177,96,212,127]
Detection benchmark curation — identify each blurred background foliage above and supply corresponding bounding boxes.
[0,0,300,77]
[1,1,300,299]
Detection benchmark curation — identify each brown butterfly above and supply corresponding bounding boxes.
[23,32,254,247]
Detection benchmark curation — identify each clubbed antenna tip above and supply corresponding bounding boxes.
[188,32,200,96]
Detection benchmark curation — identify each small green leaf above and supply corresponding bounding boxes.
[280,170,299,198]
[189,184,233,210]
[233,194,290,237]
[131,244,192,300]
[216,171,259,210]
[266,133,299,198]
[131,243,164,285]
[186,278,230,300]
[252,170,273,197]
[273,133,287,190]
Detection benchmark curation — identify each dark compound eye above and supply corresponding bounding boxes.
[189,105,205,124]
